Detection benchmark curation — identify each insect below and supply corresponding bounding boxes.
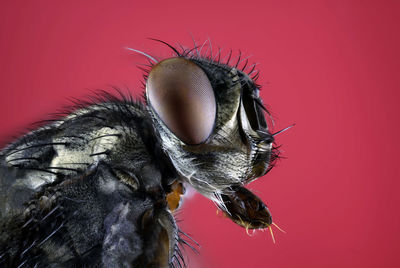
[0,39,286,267]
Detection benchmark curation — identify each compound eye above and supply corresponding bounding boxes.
[146,57,216,145]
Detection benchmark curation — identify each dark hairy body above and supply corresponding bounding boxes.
[0,41,282,267]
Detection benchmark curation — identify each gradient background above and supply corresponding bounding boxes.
[0,1,399,267]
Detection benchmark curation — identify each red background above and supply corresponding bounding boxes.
[1,1,399,267]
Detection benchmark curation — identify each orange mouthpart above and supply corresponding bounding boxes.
[166,181,184,212]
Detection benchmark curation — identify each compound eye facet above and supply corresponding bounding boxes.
[146,57,216,145]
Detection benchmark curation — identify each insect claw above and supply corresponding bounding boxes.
[237,215,246,227]
[246,227,256,237]
[272,222,287,234]
[268,226,276,244]
[245,227,251,236]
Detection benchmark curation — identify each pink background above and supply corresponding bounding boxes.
[1,1,399,267]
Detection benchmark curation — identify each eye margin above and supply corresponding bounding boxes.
[181,48,274,148]
[237,72,274,144]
